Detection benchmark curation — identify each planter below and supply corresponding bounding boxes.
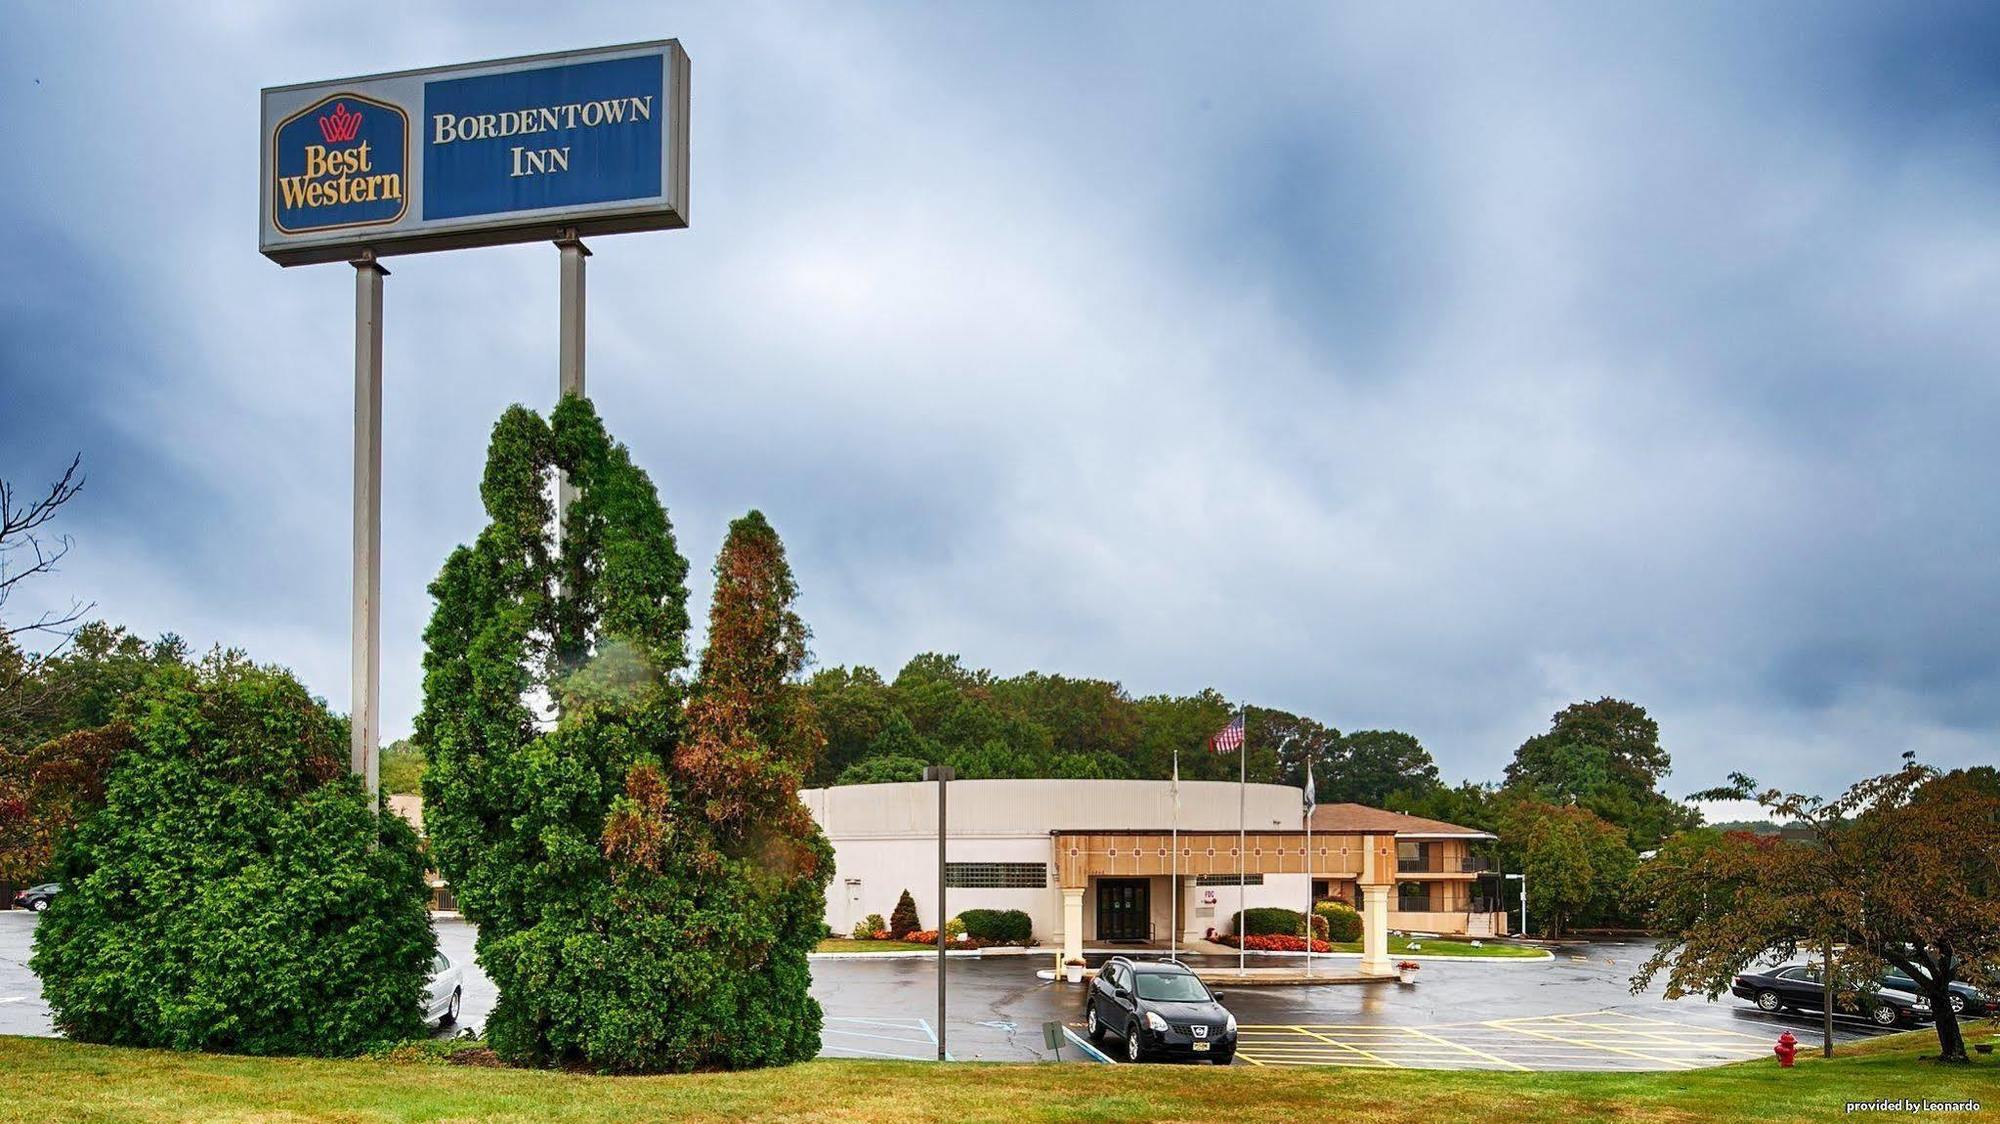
[1395,961,1421,985]
[1064,963,1085,984]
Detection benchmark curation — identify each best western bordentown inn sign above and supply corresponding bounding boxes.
[259,41,690,265]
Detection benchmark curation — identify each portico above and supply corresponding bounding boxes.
[1051,828,1398,974]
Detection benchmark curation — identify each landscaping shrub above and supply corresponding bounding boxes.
[853,913,887,940]
[944,916,966,941]
[421,401,831,1073]
[1315,900,1363,942]
[958,908,1033,943]
[1233,906,1313,937]
[31,654,434,1056]
[890,889,921,938]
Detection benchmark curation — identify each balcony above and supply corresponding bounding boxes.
[1459,856,1491,873]
[1396,858,1429,873]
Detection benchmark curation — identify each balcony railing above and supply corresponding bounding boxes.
[1394,897,1435,913]
[1459,856,1491,873]
[1397,858,1429,873]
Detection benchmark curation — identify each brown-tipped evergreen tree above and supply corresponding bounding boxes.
[422,403,828,1071]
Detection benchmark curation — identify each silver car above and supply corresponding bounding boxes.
[426,952,464,1030]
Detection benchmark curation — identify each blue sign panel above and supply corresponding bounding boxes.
[262,41,688,266]
[272,94,409,233]
[423,55,664,221]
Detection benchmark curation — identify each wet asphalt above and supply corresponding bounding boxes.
[0,911,1900,1064]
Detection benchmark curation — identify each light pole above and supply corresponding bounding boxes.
[923,764,955,1062]
[1505,872,1528,938]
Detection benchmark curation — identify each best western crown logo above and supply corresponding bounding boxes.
[319,102,364,144]
[272,93,408,234]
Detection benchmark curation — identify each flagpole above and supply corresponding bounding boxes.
[1238,708,1246,975]
[1305,779,1313,978]
[1170,745,1179,963]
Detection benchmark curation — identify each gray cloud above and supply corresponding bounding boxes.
[3,3,1996,797]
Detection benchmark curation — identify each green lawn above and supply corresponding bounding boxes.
[0,1027,1993,1122]
[1321,936,1548,958]
[814,938,940,953]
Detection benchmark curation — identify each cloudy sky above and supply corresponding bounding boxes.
[4,4,1996,798]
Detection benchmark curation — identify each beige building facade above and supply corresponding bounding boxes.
[803,779,1509,974]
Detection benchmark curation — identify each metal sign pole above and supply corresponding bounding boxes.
[924,765,954,1061]
[350,253,387,813]
[555,231,589,551]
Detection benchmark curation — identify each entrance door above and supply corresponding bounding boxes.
[1096,879,1150,941]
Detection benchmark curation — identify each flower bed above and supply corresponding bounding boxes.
[1213,933,1331,953]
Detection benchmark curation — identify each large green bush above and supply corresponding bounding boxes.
[1232,906,1327,938]
[1314,900,1363,942]
[958,908,1032,943]
[420,399,830,1072]
[30,654,434,1056]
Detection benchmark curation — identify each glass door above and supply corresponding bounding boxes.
[1096,879,1151,941]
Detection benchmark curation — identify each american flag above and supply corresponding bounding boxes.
[1207,713,1245,754]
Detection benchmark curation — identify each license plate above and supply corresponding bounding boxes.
[1191,1041,1210,1052]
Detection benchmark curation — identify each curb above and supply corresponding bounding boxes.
[810,945,1040,961]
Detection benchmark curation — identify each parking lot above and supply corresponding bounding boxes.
[0,912,1904,1068]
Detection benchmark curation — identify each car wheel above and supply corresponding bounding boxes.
[1086,1003,1104,1043]
[1871,1005,1898,1027]
[439,988,460,1029]
[1126,1025,1145,1063]
[30,899,47,913]
[1949,995,1965,1015]
[1755,990,1781,1012]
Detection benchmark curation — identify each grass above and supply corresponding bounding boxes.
[1319,936,1548,958]
[0,1025,1993,1122]
[814,938,941,953]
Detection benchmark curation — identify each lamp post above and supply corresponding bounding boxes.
[923,764,955,1062]
[1504,873,1528,938]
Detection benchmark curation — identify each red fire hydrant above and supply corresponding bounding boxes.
[1774,1031,1798,1068]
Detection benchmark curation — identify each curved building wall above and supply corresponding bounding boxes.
[805,779,1310,942]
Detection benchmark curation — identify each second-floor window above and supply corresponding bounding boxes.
[1396,841,1431,872]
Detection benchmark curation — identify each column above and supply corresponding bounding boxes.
[349,256,386,812]
[1061,887,1085,966]
[1359,884,1393,976]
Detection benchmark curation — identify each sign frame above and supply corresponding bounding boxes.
[259,40,689,266]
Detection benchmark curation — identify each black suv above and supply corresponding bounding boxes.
[1086,957,1236,1064]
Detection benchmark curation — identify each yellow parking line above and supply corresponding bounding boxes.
[1242,1056,1394,1067]
[1292,1025,1403,1068]
[1401,1025,1531,1072]
[1484,1019,1695,1069]
[1588,1010,1775,1042]
[1544,1014,1765,1053]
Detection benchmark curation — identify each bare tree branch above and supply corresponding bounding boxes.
[0,454,91,641]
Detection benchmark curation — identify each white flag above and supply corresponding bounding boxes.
[1303,756,1317,814]
[1171,749,1181,811]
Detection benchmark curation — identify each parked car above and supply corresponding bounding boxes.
[1882,968,1991,1017]
[1086,956,1236,1064]
[426,952,463,1029]
[11,884,61,912]
[1731,964,1930,1026]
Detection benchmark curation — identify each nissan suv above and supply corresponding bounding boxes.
[1085,956,1237,1064]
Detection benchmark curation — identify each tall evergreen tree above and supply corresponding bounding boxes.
[420,397,710,1071]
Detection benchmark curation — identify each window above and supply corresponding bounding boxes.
[1397,841,1431,873]
[1195,874,1265,886]
[944,862,1047,889]
[1134,972,1212,1002]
